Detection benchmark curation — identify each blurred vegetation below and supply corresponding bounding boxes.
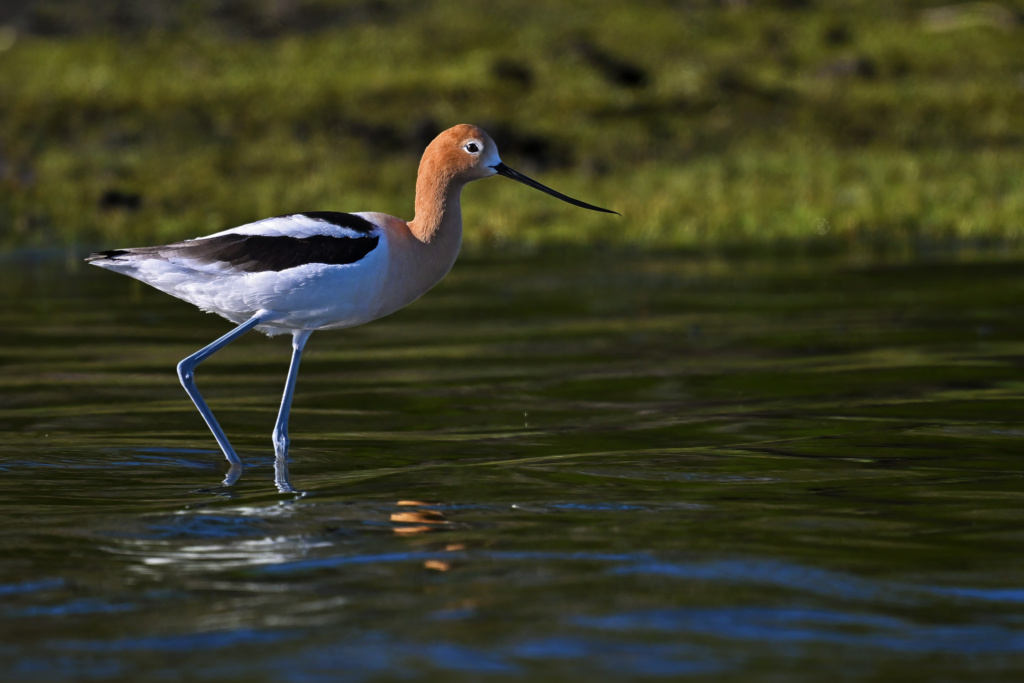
[1,0,1023,255]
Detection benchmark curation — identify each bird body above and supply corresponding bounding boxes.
[95,211,398,333]
[88,124,614,487]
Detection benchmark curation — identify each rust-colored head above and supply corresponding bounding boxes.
[419,124,501,184]
[420,124,617,213]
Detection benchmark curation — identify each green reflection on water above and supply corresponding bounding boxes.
[2,252,1024,681]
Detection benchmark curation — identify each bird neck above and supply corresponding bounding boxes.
[408,154,465,245]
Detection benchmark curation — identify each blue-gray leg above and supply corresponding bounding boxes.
[273,329,312,459]
[177,312,270,478]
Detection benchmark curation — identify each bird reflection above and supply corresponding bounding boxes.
[391,500,449,534]
[390,502,466,571]
[274,454,296,494]
[212,454,296,493]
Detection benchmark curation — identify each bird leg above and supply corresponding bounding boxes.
[273,451,294,494]
[177,312,271,473]
[272,329,312,459]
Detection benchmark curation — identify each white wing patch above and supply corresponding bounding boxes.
[203,213,380,241]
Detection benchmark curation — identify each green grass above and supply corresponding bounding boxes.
[1,0,1024,254]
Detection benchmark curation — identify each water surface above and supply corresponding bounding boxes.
[3,250,1024,681]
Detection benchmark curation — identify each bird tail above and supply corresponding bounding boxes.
[85,249,132,263]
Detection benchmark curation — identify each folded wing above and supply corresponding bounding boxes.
[87,212,381,274]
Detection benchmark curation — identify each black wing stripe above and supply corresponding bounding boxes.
[92,234,380,273]
[290,211,376,234]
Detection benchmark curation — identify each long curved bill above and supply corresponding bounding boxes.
[493,163,619,215]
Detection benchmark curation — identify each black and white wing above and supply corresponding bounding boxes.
[87,212,382,274]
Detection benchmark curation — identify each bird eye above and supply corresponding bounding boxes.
[463,141,482,155]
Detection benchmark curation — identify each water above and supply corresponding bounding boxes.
[3,250,1024,681]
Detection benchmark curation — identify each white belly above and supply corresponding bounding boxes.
[99,242,394,335]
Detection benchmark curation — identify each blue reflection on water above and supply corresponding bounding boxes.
[512,637,722,676]
[110,514,270,540]
[546,502,651,511]
[574,606,1024,654]
[612,558,896,602]
[613,558,1024,608]
[5,598,136,618]
[931,587,1024,603]
[54,628,296,652]
[0,578,65,596]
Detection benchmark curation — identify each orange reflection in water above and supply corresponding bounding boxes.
[391,501,464,571]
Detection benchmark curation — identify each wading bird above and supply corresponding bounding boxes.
[88,124,615,486]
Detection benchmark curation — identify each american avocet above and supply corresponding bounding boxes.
[87,124,614,485]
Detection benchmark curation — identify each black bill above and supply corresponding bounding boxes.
[493,163,618,215]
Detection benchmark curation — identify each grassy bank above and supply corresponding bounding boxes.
[1,0,1023,254]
